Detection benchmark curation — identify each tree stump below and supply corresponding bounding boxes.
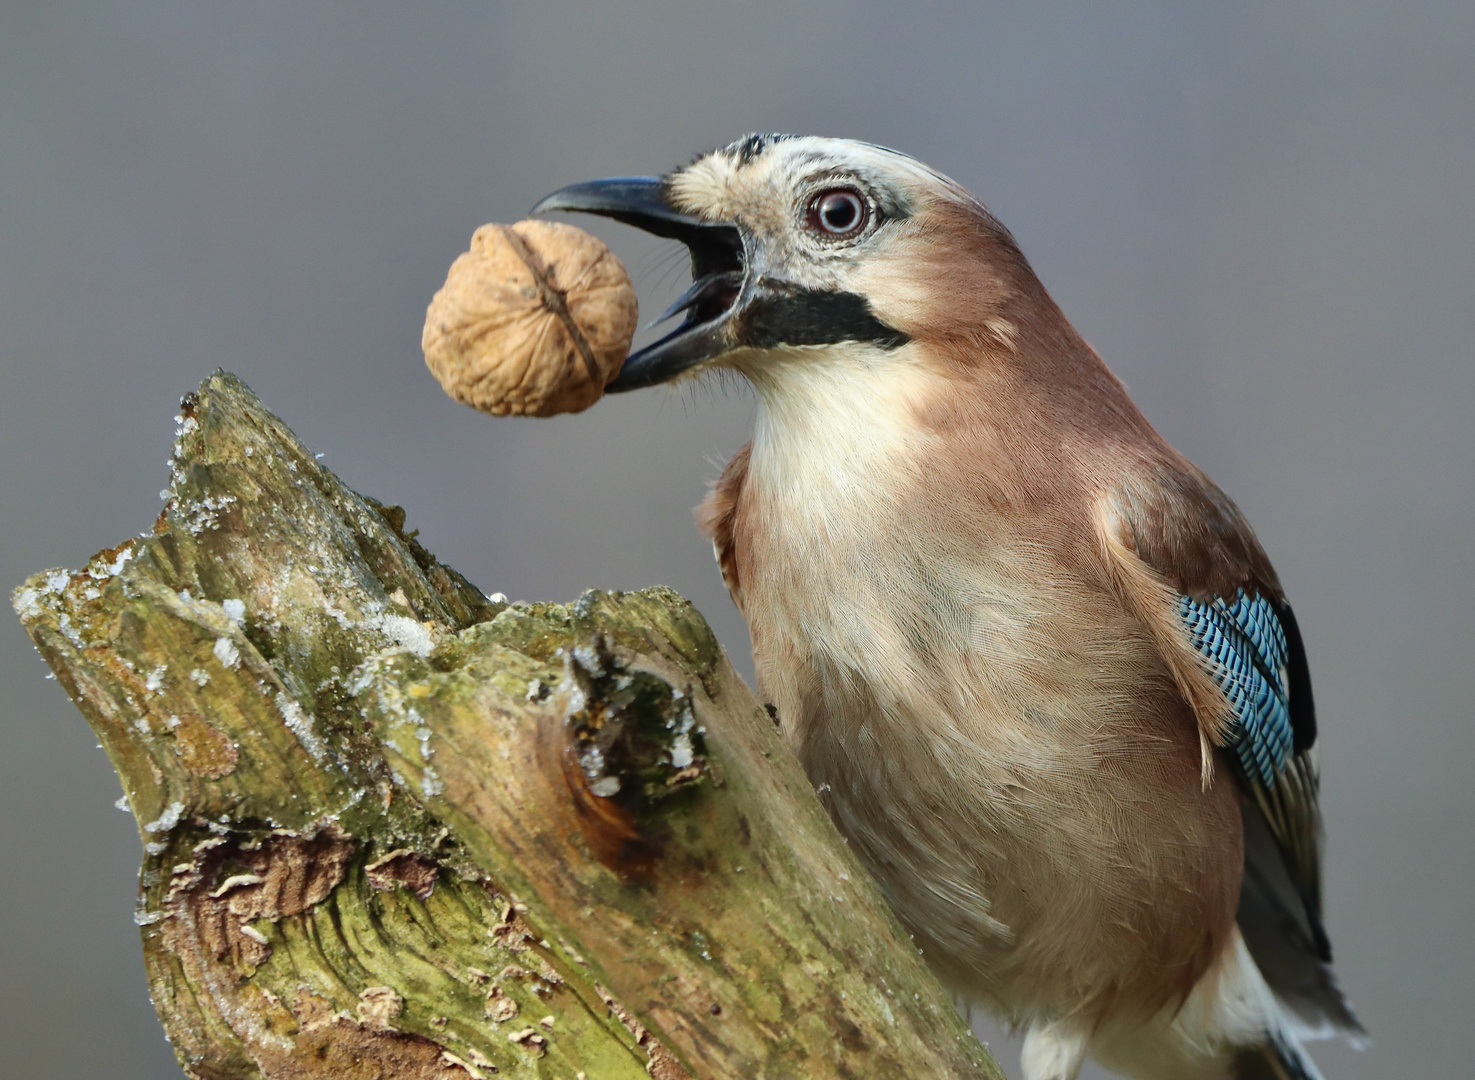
[13,372,1001,1080]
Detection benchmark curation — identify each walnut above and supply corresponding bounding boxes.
[422,220,637,417]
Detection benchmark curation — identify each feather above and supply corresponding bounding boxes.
[695,440,750,609]
[1096,480,1360,1037]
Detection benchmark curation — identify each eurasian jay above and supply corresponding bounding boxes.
[534,135,1362,1080]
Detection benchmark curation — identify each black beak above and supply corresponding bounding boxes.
[531,177,746,391]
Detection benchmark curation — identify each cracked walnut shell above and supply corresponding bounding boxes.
[422,220,637,417]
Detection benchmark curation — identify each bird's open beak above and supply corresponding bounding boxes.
[531,177,746,391]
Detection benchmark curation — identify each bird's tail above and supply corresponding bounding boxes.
[1088,931,1341,1080]
[1233,1031,1325,1080]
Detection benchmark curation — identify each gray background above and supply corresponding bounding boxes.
[2,4,1469,1078]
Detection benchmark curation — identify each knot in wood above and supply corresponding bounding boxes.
[559,635,709,809]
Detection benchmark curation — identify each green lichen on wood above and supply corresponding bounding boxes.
[13,371,1002,1080]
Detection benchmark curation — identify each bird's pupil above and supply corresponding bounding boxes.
[822,194,857,231]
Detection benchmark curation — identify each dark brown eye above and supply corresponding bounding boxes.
[807,188,868,237]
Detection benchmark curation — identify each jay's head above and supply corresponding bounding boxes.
[533,134,1044,393]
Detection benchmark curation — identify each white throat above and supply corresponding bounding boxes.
[735,342,933,508]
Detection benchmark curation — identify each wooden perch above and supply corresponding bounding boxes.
[13,372,1001,1080]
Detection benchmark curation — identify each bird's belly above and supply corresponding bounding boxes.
[747,563,1243,1023]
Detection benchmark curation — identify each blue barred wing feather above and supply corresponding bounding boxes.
[1177,591,1294,791]
[1177,590,1327,959]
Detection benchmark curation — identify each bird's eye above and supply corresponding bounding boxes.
[806,188,869,238]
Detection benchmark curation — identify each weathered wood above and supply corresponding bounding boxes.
[13,371,1001,1080]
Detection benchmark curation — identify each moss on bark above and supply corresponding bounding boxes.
[14,371,1001,1080]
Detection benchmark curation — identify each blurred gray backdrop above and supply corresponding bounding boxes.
[2,4,1470,1078]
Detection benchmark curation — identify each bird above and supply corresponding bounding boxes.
[533,134,1363,1080]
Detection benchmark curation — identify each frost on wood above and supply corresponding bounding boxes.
[13,371,1001,1080]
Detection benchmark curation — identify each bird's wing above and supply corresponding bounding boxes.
[1094,469,1327,959]
[696,441,751,610]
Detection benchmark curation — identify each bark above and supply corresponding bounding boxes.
[13,371,1002,1080]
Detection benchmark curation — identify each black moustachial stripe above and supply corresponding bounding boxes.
[738,284,910,351]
